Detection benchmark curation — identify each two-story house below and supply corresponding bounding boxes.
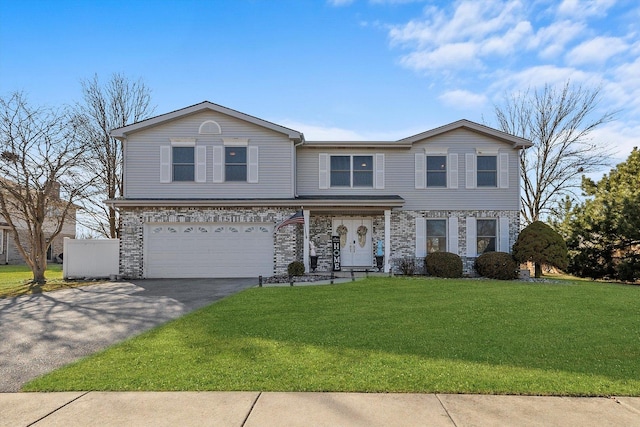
[108,101,531,279]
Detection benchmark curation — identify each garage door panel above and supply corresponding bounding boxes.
[145,223,273,278]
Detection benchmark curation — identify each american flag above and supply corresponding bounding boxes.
[275,210,304,231]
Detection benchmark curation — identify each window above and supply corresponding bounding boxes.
[477,156,497,187]
[330,155,373,187]
[426,219,446,253]
[426,156,447,187]
[173,147,194,181]
[225,147,247,181]
[476,219,496,254]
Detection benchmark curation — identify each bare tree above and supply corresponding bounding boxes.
[493,81,616,225]
[0,92,92,285]
[76,73,154,238]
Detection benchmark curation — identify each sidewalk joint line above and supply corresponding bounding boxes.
[27,391,91,426]
[242,392,262,427]
[435,394,458,427]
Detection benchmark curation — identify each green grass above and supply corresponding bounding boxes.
[0,264,97,298]
[23,277,640,396]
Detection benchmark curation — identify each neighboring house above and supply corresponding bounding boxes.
[1,183,77,264]
[108,101,531,279]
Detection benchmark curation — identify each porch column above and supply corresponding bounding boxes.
[384,209,391,273]
[303,209,310,273]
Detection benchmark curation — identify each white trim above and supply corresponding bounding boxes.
[499,152,509,189]
[415,153,425,189]
[465,153,476,189]
[499,217,510,252]
[374,153,385,189]
[384,210,391,273]
[248,146,259,183]
[448,217,458,254]
[160,146,171,183]
[198,120,221,135]
[466,217,477,257]
[448,153,458,189]
[424,147,448,154]
[212,146,224,183]
[222,137,249,146]
[195,146,207,183]
[0,229,4,255]
[415,216,426,258]
[318,153,329,189]
[170,138,196,146]
[303,209,310,272]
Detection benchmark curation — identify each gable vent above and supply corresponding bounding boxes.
[199,120,222,135]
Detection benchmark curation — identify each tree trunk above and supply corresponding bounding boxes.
[534,262,542,278]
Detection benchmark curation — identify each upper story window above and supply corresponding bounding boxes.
[426,156,447,187]
[225,146,247,181]
[172,146,195,181]
[476,219,497,254]
[330,155,373,187]
[426,219,446,253]
[477,156,497,187]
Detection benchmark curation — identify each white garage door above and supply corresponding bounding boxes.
[145,223,273,278]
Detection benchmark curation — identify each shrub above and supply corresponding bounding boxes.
[395,257,417,276]
[475,252,518,280]
[425,252,463,278]
[512,221,568,278]
[287,261,305,276]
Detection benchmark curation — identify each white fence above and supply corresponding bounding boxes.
[63,238,119,279]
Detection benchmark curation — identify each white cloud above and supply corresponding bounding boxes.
[589,122,640,164]
[400,42,479,71]
[566,36,628,66]
[528,20,585,60]
[489,65,593,94]
[327,0,354,6]
[557,0,616,19]
[439,89,488,110]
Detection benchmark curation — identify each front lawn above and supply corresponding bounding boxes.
[0,264,96,298]
[23,277,640,396]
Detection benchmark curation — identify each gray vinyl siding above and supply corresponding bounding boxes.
[124,111,294,199]
[296,128,521,211]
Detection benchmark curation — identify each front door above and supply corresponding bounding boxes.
[332,218,373,267]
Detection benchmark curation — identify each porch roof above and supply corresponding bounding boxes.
[106,195,404,210]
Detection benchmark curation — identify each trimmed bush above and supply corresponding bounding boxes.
[287,261,305,276]
[425,252,463,278]
[475,252,518,280]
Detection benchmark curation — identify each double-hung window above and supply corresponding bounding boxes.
[477,156,497,187]
[426,219,447,253]
[172,146,195,181]
[426,156,447,187]
[225,147,247,181]
[476,219,497,254]
[330,155,373,187]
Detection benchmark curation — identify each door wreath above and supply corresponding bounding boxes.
[357,225,368,248]
[336,224,348,248]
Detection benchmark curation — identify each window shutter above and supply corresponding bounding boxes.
[0,229,4,254]
[415,153,425,189]
[415,217,426,257]
[465,153,475,189]
[499,217,510,252]
[466,217,477,257]
[160,146,171,183]
[448,153,458,189]
[448,216,459,254]
[212,146,223,183]
[248,146,259,183]
[374,153,385,189]
[195,146,207,183]
[499,152,509,188]
[319,153,329,189]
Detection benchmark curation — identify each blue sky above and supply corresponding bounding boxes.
[1,0,639,166]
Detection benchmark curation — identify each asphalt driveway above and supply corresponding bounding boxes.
[0,278,257,392]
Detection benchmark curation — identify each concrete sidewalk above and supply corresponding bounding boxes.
[1,392,639,427]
